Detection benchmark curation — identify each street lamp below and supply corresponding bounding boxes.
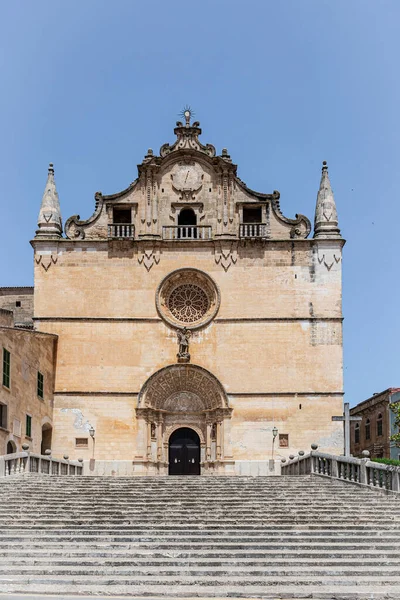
[89,426,95,460]
[272,427,278,460]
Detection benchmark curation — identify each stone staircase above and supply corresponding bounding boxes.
[0,474,400,599]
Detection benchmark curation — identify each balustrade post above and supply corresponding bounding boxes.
[392,468,400,492]
[331,458,338,478]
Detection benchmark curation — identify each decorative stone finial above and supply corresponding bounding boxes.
[311,443,319,450]
[313,161,341,239]
[159,109,216,158]
[35,162,63,239]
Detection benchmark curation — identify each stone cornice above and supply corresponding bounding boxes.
[33,316,343,323]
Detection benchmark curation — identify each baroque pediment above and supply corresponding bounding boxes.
[64,110,311,242]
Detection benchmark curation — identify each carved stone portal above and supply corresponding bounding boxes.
[136,364,232,474]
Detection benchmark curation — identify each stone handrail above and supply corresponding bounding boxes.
[162,226,212,240]
[281,445,400,493]
[108,223,135,239]
[0,450,83,478]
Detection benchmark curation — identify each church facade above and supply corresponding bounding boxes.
[31,111,344,475]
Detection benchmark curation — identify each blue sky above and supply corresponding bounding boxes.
[0,1,398,407]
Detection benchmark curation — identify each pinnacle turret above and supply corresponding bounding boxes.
[35,163,63,239]
[313,161,341,239]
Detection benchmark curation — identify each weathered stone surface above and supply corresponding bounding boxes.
[28,114,344,473]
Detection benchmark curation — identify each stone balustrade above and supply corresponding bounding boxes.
[108,223,135,239]
[281,445,400,493]
[162,225,212,240]
[239,223,267,238]
[0,449,83,478]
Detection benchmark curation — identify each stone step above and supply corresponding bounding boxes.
[1,541,399,551]
[2,574,400,586]
[1,532,400,543]
[1,584,399,600]
[2,565,400,576]
[2,556,400,566]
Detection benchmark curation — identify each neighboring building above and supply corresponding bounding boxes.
[350,388,400,460]
[0,309,57,455]
[23,111,344,475]
[0,287,34,328]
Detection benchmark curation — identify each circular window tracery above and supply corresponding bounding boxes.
[168,284,210,323]
[156,268,220,330]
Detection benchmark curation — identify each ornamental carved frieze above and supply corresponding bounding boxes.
[214,241,238,272]
[137,364,231,414]
[137,243,161,272]
[35,253,58,272]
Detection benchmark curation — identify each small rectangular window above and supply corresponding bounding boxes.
[75,438,88,448]
[112,207,132,223]
[243,206,262,223]
[0,403,7,429]
[37,372,44,399]
[26,415,32,438]
[279,434,289,448]
[15,301,21,307]
[2,348,10,388]
[355,425,360,444]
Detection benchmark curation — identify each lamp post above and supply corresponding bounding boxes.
[272,426,278,460]
[89,426,95,459]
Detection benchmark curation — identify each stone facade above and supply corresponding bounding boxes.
[0,310,57,455]
[0,287,34,328]
[350,388,400,459]
[30,112,345,475]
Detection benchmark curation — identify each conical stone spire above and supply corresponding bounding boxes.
[313,161,341,239]
[35,163,63,239]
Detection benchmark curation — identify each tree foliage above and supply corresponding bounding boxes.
[390,402,400,447]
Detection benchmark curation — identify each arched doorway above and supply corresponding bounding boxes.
[6,440,16,455]
[136,364,232,475]
[41,423,52,454]
[178,208,197,238]
[169,427,200,476]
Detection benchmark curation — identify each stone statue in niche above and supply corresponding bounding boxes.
[177,327,191,363]
[151,423,156,439]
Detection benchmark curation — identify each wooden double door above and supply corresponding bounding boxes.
[168,427,201,475]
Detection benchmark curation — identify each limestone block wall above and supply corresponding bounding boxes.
[33,237,344,464]
[0,327,56,454]
[0,287,34,327]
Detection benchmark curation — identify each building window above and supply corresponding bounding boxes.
[243,206,262,223]
[15,301,21,307]
[365,418,371,441]
[355,423,360,444]
[377,413,383,437]
[2,348,10,388]
[37,372,44,399]
[279,434,289,448]
[75,438,88,448]
[26,415,32,438]
[0,403,7,429]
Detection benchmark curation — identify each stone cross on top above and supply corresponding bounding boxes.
[332,402,362,457]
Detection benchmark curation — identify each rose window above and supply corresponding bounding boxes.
[168,284,210,323]
[156,268,220,330]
